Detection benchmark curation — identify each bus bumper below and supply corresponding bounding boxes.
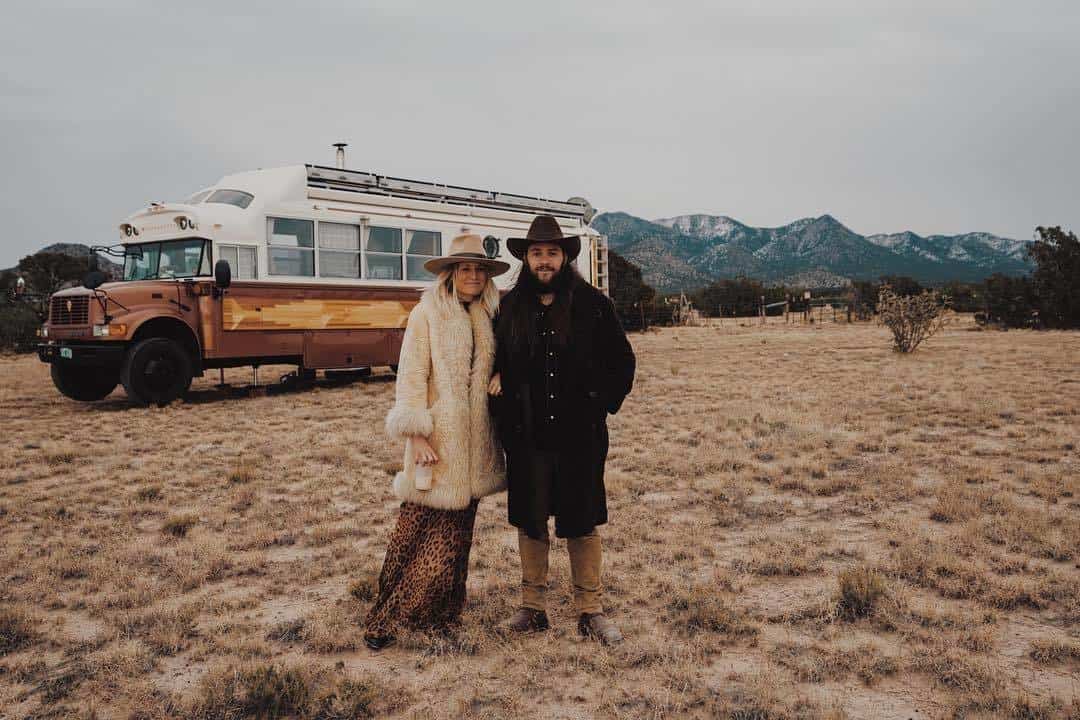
[37,342,126,368]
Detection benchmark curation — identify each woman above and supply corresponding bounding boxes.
[363,234,510,650]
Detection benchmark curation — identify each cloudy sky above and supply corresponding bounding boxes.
[2,0,1078,267]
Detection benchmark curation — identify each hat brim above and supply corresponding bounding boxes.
[506,235,581,262]
[422,256,511,277]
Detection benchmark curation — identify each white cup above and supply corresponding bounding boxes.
[415,463,433,491]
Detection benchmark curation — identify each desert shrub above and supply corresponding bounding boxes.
[0,608,38,655]
[768,641,898,685]
[190,664,311,719]
[301,607,362,653]
[733,537,822,577]
[348,576,378,603]
[135,485,162,502]
[664,585,759,641]
[312,677,381,719]
[161,513,199,538]
[835,565,888,620]
[877,285,949,352]
[267,618,306,644]
[1029,638,1080,664]
[188,663,391,720]
[907,644,999,693]
[227,459,259,484]
[115,606,198,656]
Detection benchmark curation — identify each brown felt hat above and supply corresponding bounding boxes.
[507,214,581,262]
[423,234,511,276]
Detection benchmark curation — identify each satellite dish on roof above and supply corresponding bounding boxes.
[567,197,595,224]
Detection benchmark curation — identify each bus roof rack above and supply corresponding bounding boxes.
[306,164,592,220]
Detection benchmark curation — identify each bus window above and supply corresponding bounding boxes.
[366,226,403,280]
[319,223,362,278]
[219,245,257,280]
[268,218,314,276]
[206,189,254,209]
[159,240,207,278]
[405,230,441,281]
[124,245,159,281]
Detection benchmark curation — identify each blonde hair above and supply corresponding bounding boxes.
[424,263,500,318]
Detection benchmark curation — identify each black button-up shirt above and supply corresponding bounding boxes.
[529,300,563,450]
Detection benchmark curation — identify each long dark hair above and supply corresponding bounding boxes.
[497,258,582,358]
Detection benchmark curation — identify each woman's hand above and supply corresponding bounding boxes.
[487,372,502,397]
[412,436,439,466]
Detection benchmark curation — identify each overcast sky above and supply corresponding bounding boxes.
[3,0,1078,267]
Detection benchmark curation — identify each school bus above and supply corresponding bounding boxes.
[37,150,608,405]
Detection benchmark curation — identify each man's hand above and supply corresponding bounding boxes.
[487,372,502,397]
[412,436,439,466]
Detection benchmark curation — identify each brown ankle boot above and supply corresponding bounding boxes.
[578,613,623,645]
[506,607,550,633]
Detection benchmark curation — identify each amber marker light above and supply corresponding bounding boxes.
[92,323,128,338]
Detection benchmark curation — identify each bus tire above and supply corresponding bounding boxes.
[50,363,119,402]
[121,338,193,406]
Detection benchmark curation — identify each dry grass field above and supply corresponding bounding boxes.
[2,316,1078,719]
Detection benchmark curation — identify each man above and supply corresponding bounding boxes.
[491,214,635,645]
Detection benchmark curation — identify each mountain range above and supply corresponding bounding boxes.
[8,220,1034,295]
[593,212,1033,292]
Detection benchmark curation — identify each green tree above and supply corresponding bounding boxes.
[608,250,657,331]
[942,280,980,314]
[692,277,785,317]
[851,280,878,316]
[878,275,923,297]
[0,270,16,293]
[17,252,87,297]
[1028,225,1080,328]
[982,273,1039,327]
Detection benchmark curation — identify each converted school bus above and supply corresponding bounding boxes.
[37,150,608,405]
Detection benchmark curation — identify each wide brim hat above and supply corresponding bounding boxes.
[507,214,581,262]
[423,234,511,276]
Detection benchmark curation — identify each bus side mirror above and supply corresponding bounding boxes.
[214,260,231,289]
[213,260,231,299]
[83,270,106,290]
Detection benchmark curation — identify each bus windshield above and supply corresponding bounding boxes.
[123,239,211,280]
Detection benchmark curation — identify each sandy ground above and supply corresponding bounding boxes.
[1,315,1078,719]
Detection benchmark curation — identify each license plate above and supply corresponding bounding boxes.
[60,347,72,359]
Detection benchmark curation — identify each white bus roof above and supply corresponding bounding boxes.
[306,165,594,221]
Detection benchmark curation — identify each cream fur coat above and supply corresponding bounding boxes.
[384,293,506,510]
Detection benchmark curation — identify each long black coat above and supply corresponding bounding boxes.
[493,281,635,538]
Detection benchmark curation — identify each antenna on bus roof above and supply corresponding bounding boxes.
[333,143,348,170]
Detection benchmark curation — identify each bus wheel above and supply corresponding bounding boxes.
[50,363,119,402]
[121,338,193,406]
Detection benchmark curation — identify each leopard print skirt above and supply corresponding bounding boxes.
[364,499,480,638]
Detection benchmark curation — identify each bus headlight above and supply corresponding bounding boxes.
[93,323,127,338]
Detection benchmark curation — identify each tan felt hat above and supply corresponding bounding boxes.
[423,234,511,276]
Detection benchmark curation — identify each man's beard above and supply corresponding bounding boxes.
[518,260,576,296]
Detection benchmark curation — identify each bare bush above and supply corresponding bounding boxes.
[878,286,950,352]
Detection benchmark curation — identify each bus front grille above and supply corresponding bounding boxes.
[50,296,90,325]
